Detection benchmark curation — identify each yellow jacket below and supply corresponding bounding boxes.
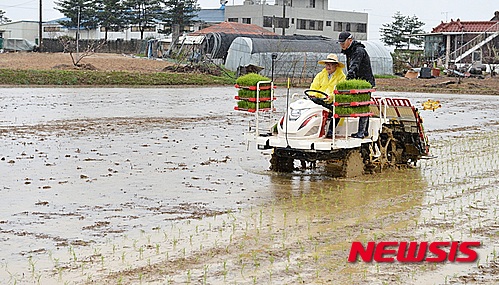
[310,68,346,103]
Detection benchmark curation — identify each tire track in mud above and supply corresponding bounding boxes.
[0,115,228,137]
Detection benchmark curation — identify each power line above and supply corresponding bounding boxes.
[0,0,38,9]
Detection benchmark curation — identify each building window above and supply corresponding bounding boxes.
[309,0,315,8]
[263,16,273,27]
[131,26,156,32]
[264,16,288,28]
[297,19,323,31]
[334,21,366,32]
[44,26,61,32]
[356,23,366,33]
[228,18,238,22]
[334,22,342,32]
[242,18,251,24]
[100,27,123,32]
[326,21,331,27]
[276,17,289,29]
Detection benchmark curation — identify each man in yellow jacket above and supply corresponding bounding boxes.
[309,53,346,137]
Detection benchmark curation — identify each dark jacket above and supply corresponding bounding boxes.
[341,40,376,87]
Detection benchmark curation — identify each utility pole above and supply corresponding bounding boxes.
[38,0,43,51]
[282,0,286,36]
[77,6,81,57]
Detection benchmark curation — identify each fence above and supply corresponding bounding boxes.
[42,39,148,54]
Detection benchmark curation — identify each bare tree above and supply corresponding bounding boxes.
[58,36,107,67]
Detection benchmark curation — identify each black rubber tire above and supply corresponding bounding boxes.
[270,151,294,173]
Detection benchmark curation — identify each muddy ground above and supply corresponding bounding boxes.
[0,52,171,73]
[0,86,498,285]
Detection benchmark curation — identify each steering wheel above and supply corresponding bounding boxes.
[304,89,330,101]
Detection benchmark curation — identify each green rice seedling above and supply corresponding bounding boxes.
[334,105,370,115]
[139,246,144,260]
[238,88,272,98]
[57,266,63,281]
[236,73,270,86]
[203,265,209,284]
[237,100,272,110]
[335,92,371,103]
[336,79,372,90]
[28,256,36,277]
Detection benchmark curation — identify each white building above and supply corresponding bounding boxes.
[42,19,167,41]
[225,0,368,40]
[0,21,40,43]
[0,21,40,51]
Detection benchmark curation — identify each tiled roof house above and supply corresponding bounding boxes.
[424,11,499,67]
[190,21,277,36]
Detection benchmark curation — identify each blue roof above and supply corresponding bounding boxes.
[45,17,70,24]
[193,9,224,23]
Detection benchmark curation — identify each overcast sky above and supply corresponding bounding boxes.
[1,0,496,42]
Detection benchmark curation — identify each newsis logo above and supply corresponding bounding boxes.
[348,241,481,263]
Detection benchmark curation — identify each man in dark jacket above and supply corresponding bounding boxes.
[338,31,375,138]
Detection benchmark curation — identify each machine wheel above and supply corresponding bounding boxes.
[341,150,365,178]
[270,151,294,173]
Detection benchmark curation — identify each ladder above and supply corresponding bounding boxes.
[449,21,499,64]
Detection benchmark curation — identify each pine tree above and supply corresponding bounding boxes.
[0,10,11,24]
[55,0,99,31]
[94,0,128,40]
[123,0,162,40]
[380,11,425,50]
[161,0,200,35]
[404,15,425,49]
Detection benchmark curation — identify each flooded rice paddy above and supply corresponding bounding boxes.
[0,87,498,284]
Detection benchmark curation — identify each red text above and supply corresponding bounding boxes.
[348,241,480,263]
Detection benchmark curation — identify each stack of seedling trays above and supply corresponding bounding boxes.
[234,73,275,113]
[333,79,375,118]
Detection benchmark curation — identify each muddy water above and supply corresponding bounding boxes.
[0,87,498,284]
